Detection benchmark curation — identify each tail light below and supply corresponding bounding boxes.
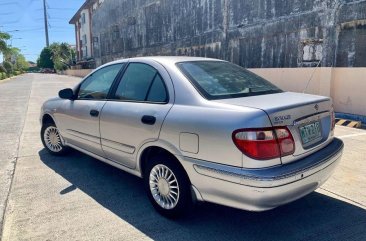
[233,127,295,160]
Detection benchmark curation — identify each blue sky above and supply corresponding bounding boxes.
[0,0,84,62]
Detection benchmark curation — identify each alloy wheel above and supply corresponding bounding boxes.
[43,126,63,153]
[149,164,180,210]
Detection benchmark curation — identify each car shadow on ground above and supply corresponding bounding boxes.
[39,149,366,241]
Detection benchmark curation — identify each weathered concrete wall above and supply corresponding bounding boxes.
[251,67,366,117]
[250,67,333,97]
[64,69,93,78]
[331,68,366,116]
[91,0,366,67]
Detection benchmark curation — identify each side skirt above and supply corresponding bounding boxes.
[66,143,143,178]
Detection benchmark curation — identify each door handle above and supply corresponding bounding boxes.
[141,115,156,125]
[90,109,99,117]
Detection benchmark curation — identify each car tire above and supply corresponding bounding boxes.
[41,123,69,156]
[144,154,192,218]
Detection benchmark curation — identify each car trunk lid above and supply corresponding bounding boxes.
[215,92,334,164]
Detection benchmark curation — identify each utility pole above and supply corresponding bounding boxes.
[43,0,49,47]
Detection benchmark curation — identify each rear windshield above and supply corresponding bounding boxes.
[177,61,282,100]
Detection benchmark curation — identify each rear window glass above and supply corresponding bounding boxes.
[177,61,282,100]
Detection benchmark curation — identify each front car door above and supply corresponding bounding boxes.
[99,60,174,168]
[55,63,124,157]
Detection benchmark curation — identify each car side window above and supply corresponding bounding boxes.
[114,63,168,103]
[146,75,167,102]
[78,63,123,100]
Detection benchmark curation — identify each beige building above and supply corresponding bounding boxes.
[69,0,104,63]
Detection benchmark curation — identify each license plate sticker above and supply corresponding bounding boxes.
[299,121,322,145]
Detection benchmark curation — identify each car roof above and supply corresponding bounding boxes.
[104,56,226,67]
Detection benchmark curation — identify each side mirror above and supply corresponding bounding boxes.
[59,88,75,100]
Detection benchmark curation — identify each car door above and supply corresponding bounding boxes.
[99,61,174,168]
[55,63,124,157]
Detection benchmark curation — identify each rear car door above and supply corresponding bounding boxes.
[56,63,124,157]
[99,61,174,168]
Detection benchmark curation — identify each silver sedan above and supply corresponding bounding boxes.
[40,57,343,218]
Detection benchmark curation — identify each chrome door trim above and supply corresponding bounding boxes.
[101,138,135,154]
[66,129,100,145]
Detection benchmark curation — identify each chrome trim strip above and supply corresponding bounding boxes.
[101,138,135,154]
[192,138,343,188]
[293,111,330,126]
[66,129,100,145]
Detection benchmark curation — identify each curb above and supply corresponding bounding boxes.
[0,77,13,84]
[335,118,362,128]
[0,74,24,84]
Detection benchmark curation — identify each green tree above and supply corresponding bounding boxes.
[0,32,11,55]
[3,47,20,62]
[49,42,74,71]
[2,47,29,74]
[38,47,54,69]
[38,43,74,71]
[14,54,29,72]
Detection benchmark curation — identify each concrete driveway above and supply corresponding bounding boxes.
[1,74,365,241]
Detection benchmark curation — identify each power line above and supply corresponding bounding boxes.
[2,27,44,32]
[48,7,75,11]
[35,7,75,11]
[0,12,12,16]
[17,28,44,32]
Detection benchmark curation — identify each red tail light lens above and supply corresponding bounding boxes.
[233,127,295,160]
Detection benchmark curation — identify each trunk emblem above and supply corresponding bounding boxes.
[273,115,292,125]
[314,104,319,111]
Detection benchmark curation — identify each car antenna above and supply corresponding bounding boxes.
[302,57,322,94]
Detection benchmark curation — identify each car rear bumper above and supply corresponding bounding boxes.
[180,137,344,211]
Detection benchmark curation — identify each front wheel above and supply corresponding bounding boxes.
[41,123,69,155]
[144,155,192,218]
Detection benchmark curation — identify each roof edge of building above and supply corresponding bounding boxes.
[69,0,96,24]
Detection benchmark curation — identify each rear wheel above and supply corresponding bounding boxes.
[41,123,69,155]
[144,154,192,218]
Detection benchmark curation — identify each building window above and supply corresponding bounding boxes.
[93,37,99,49]
[112,25,120,40]
[81,13,86,24]
[83,46,88,58]
[83,35,87,45]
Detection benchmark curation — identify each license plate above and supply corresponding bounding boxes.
[299,121,322,145]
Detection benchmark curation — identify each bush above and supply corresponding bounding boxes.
[3,61,13,76]
[14,70,21,76]
[0,72,7,80]
[0,65,6,73]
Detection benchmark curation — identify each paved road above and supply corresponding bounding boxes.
[0,75,33,235]
[1,74,366,241]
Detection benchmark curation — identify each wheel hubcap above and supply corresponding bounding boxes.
[44,126,63,152]
[149,164,179,210]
